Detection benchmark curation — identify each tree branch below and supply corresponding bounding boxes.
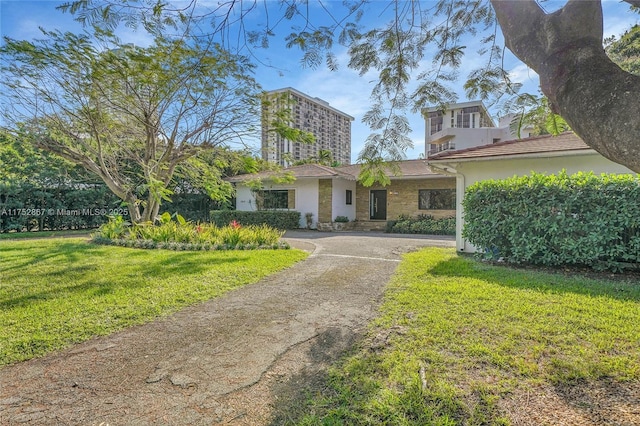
[492,0,640,172]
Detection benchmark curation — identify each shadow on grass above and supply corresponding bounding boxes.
[268,327,363,426]
[0,241,245,310]
[427,254,640,302]
[0,241,118,276]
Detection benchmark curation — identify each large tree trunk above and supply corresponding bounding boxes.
[492,0,640,173]
[126,196,142,224]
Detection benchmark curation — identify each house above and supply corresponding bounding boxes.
[427,132,636,253]
[227,161,456,230]
[423,100,532,158]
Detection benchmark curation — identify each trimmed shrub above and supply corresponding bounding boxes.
[386,214,455,235]
[210,210,301,230]
[462,171,640,271]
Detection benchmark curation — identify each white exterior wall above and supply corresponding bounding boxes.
[294,179,320,228]
[235,186,257,211]
[233,179,320,229]
[450,153,635,253]
[428,127,511,151]
[331,179,357,221]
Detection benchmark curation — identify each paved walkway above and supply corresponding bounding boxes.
[0,232,454,425]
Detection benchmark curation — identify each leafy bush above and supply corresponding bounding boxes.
[462,171,640,271]
[98,214,130,239]
[386,214,455,235]
[334,215,349,223]
[210,210,301,230]
[93,213,288,250]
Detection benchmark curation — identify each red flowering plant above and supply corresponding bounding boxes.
[229,220,241,230]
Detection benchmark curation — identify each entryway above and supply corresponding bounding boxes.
[369,190,387,220]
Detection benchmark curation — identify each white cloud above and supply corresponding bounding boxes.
[508,64,541,97]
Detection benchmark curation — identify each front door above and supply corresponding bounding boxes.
[370,190,387,220]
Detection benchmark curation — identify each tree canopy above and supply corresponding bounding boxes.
[48,0,640,174]
[3,0,640,189]
[1,27,261,223]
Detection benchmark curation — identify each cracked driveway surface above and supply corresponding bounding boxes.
[0,232,454,425]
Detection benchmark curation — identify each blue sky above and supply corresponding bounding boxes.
[1,0,638,162]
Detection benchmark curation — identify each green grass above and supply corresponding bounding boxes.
[0,238,307,366]
[295,248,640,425]
[0,229,93,240]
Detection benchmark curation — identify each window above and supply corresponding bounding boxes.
[257,190,290,209]
[346,189,353,205]
[418,189,455,210]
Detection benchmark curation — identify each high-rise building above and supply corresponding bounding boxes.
[262,87,354,166]
[422,100,532,158]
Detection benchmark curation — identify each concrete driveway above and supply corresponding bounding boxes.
[0,232,454,425]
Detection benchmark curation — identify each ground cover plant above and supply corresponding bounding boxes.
[293,248,640,425]
[0,238,307,366]
[386,214,455,235]
[92,213,288,250]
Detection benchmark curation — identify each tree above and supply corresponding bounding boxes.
[0,130,118,231]
[1,28,261,223]
[31,1,640,173]
[491,0,640,172]
[606,24,640,76]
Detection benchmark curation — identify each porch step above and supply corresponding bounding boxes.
[351,221,387,231]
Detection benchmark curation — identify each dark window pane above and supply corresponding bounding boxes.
[419,189,455,210]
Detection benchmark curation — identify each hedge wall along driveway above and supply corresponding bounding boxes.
[210,210,301,230]
[462,171,640,271]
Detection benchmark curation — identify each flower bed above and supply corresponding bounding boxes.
[92,214,289,250]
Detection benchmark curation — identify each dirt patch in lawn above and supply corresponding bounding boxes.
[501,380,640,425]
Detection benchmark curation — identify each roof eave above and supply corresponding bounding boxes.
[428,149,596,164]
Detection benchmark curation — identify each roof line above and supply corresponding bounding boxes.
[428,131,580,160]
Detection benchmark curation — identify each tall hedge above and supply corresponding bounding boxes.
[0,183,221,233]
[211,210,301,230]
[462,171,640,271]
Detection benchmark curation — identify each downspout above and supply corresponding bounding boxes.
[455,169,466,253]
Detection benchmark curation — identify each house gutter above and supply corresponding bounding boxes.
[428,149,596,164]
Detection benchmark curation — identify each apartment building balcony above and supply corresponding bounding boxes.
[427,141,456,156]
[429,127,484,145]
[427,127,512,157]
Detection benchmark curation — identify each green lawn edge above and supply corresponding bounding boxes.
[0,238,308,366]
[293,247,640,425]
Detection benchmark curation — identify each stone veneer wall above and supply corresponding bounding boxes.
[288,189,296,209]
[355,177,455,221]
[318,179,333,222]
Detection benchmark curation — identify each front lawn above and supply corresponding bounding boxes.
[0,230,92,240]
[295,248,640,425]
[0,238,307,366]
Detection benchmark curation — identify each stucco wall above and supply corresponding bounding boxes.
[233,179,320,228]
[354,177,456,221]
[331,179,357,221]
[450,153,636,253]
